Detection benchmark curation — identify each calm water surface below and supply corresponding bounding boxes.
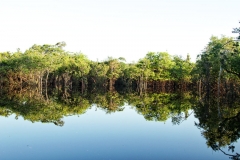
[0,104,238,160]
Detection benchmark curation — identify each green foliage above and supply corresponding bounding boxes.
[170,55,194,81]
[105,57,123,80]
[3,36,240,92]
[0,42,198,90]
[144,52,174,80]
[194,93,240,159]
[194,36,240,82]
[0,89,90,126]
[136,58,155,80]
[126,92,194,122]
[88,61,109,86]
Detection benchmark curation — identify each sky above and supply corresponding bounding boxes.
[0,0,240,62]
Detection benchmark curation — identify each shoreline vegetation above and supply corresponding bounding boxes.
[0,36,240,93]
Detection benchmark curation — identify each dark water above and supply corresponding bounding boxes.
[0,89,239,160]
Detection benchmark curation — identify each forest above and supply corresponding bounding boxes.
[0,35,240,94]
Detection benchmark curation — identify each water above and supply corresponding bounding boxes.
[0,106,237,160]
[0,90,239,160]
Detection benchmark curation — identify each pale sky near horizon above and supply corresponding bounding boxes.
[0,0,240,62]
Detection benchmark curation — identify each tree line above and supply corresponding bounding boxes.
[0,28,240,93]
[0,41,195,92]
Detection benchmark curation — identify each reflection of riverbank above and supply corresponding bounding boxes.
[0,87,195,126]
[194,92,240,160]
[1,86,240,159]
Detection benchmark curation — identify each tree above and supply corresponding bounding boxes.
[136,58,154,92]
[170,55,193,82]
[88,61,109,88]
[194,36,240,88]
[105,57,123,90]
[70,53,90,91]
[145,52,174,80]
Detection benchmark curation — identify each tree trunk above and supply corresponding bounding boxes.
[109,78,113,91]
[45,70,49,101]
[81,78,84,94]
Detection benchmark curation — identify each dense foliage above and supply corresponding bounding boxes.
[194,91,240,160]
[0,87,194,126]
[194,36,240,83]
[0,42,195,93]
[1,37,239,93]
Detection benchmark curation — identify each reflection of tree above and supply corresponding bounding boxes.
[125,91,194,123]
[0,88,90,126]
[0,87,129,126]
[0,86,196,126]
[88,90,125,113]
[194,93,240,159]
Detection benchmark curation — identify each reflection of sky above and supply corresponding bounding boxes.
[0,105,236,160]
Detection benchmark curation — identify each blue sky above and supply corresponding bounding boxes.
[0,0,239,62]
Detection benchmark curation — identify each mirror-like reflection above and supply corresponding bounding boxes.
[194,90,240,160]
[0,86,240,159]
[0,87,195,126]
[0,87,90,126]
